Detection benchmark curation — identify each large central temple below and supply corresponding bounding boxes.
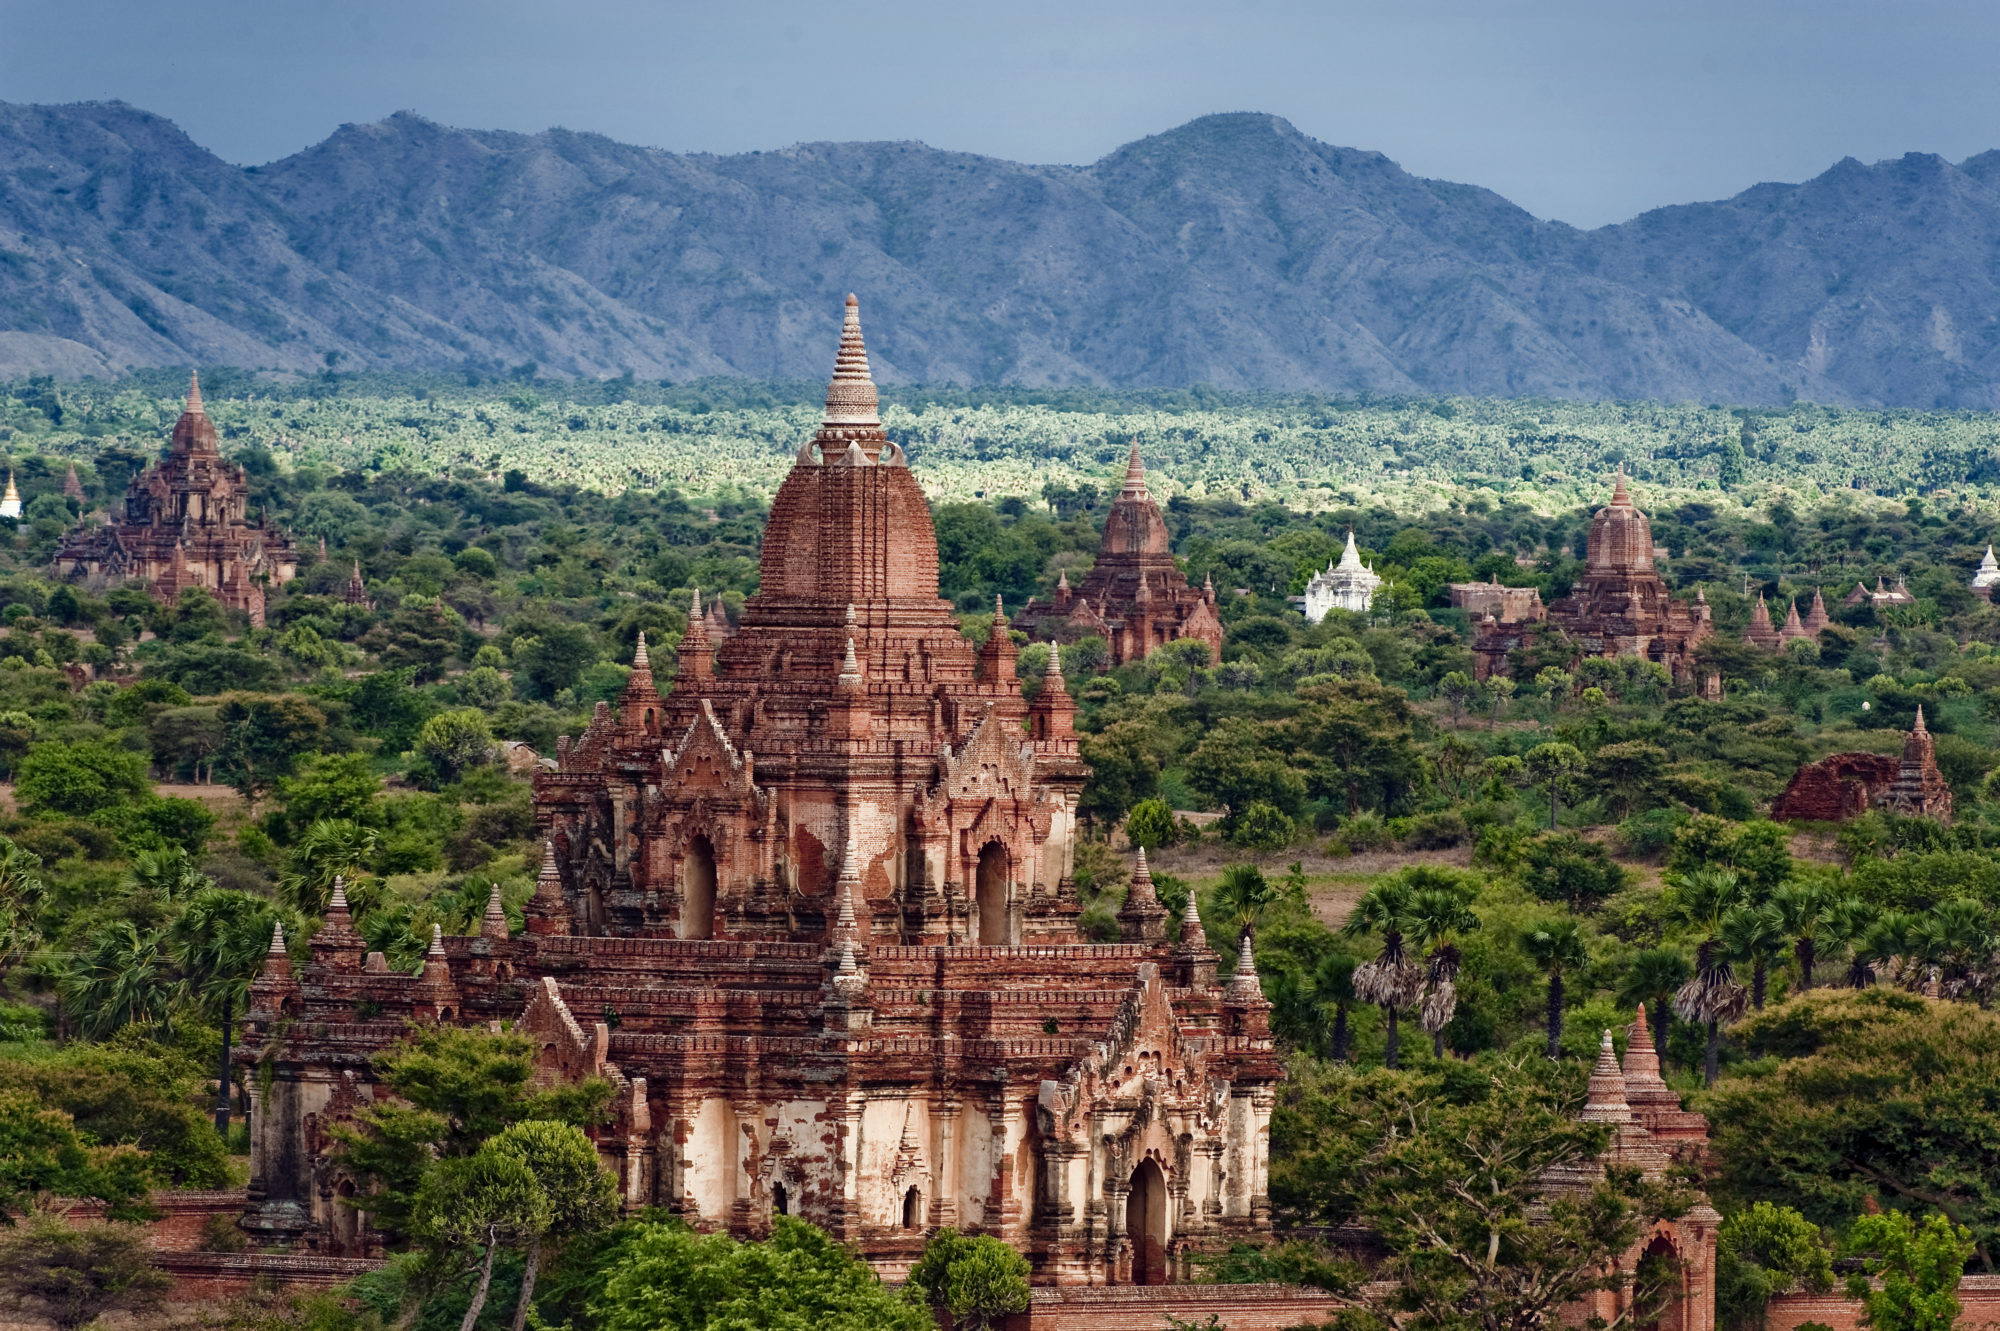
[241,297,1279,1287]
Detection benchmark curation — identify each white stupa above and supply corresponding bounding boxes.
[0,473,21,521]
[1303,530,1384,622]
[1975,545,2000,593]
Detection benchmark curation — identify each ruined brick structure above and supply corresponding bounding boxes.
[1561,1013,1719,1331]
[53,375,299,627]
[1447,577,1543,625]
[239,298,1279,1287]
[1770,708,1954,823]
[1474,476,1717,698]
[1016,445,1222,666]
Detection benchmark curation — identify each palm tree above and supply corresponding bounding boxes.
[127,847,213,903]
[1312,952,1359,1063]
[1211,863,1278,943]
[1670,869,1750,1085]
[1910,900,1997,1001]
[280,819,382,915]
[1721,903,1786,1010]
[58,920,178,1039]
[1342,881,1422,1069]
[170,888,294,1133]
[1768,881,1833,990]
[1404,886,1483,1057]
[0,837,45,968]
[1818,896,1879,988]
[1522,918,1592,1059]
[1617,947,1691,1069]
[1854,910,1919,989]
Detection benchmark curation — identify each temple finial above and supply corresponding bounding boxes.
[187,371,204,416]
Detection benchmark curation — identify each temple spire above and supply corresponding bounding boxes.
[812,294,887,459]
[187,371,205,416]
[1121,441,1147,496]
[1580,1029,1633,1123]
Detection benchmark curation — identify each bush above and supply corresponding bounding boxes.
[1335,812,1392,854]
[1618,807,1688,860]
[908,1228,1031,1331]
[1403,810,1469,850]
[1522,833,1628,912]
[15,741,150,818]
[1233,801,1296,851]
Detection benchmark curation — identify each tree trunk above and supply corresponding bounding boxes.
[1549,782,1559,830]
[1432,1029,1444,1058]
[511,1233,541,1331]
[1385,1006,1400,1070]
[1705,1018,1721,1087]
[1546,971,1564,1059]
[1798,938,1815,990]
[1753,961,1767,1010]
[460,1231,498,1331]
[213,993,233,1135]
[1330,1004,1349,1064]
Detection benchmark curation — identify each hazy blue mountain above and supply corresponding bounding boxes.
[1,101,1994,406]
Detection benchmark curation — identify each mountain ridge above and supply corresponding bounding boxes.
[0,100,1994,407]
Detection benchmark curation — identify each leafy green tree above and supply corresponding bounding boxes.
[1524,742,1584,830]
[1668,817,1794,902]
[334,1026,611,1241]
[588,1217,933,1331]
[1522,833,1628,913]
[14,741,149,818]
[1124,797,1178,851]
[1186,717,1306,823]
[1522,918,1592,1059]
[1234,800,1296,850]
[1286,679,1425,817]
[510,621,599,702]
[216,693,330,809]
[359,598,462,682]
[0,1093,151,1220]
[413,708,495,787]
[414,1145,548,1331]
[1264,1055,1691,1331]
[1723,904,1788,1010]
[1716,1202,1833,1331]
[273,752,385,834]
[1078,720,1163,827]
[0,1043,230,1188]
[0,1214,169,1330]
[146,705,224,783]
[906,1227,1031,1331]
[1439,671,1478,729]
[486,1120,618,1331]
[1588,741,1670,820]
[1709,991,2000,1266]
[1843,1211,1976,1331]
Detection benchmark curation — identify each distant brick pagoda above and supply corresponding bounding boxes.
[1770,707,1954,823]
[53,374,299,627]
[1474,476,1717,696]
[1015,444,1222,666]
[240,297,1280,1288]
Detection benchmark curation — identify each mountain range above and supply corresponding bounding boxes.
[2,101,1998,408]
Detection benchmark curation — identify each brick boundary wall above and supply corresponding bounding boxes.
[1766,1275,2000,1331]
[993,1283,1343,1331]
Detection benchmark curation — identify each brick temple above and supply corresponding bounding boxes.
[1770,707,1954,823]
[53,374,299,627]
[1474,475,1717,697]
[240,297,1280,1287]
[1015,444,1222,666]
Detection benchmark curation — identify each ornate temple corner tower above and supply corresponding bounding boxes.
[1558,1014,1719,1331]
[1016,444,1222,665]
[53,373,299,626]
[239,297,1280,1286]
[1474,475,1717,698]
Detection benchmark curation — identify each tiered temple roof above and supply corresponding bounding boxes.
[1016,444,1221,665]
[52,374,299,626]
[241,298,1278,1288]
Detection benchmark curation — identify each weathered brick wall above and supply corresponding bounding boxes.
[986,1284,1343,1331]
[1765,1274,2000,1331]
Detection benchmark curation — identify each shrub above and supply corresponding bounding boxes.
[1403,810,1469,850]
[1234,801,1296,851]
[1125,798,1179,851]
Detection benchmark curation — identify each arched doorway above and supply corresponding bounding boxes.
[1636,1234,1686,1331]
[902,1187,923,1230]
[682,836,716,940]
[772,1182,789,1217]
[975,842,1008,945]
[1126,1158,1169,1285]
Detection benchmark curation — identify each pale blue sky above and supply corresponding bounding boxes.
[2,0,1996,227]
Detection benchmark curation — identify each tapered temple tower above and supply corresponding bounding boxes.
[1016,443,1222,665]
[52,374,299,626]
[241,297,1279,1286]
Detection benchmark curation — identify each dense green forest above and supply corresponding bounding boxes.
[0,376,1994,1327]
